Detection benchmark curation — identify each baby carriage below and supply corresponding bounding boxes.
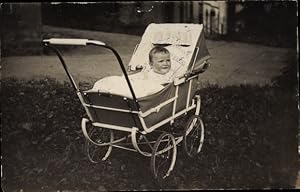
[43,23,210,181]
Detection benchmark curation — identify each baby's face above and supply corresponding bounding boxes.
[151,53,171,75]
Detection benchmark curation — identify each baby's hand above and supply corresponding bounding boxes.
[127,65,143,73]
[136,65,143,70]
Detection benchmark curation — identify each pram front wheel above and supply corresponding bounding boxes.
[184,115,204,158]
[151,132,177,181]
[84,123,114,163]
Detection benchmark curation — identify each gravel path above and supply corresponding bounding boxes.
[1,25,296,87]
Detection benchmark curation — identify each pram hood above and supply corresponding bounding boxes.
[128,23,210,76]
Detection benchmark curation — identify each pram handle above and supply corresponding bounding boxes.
[43,38,106,46]
[43,38,141,110]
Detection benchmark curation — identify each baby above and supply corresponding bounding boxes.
[92,46,175,98]
[129,46,174,85]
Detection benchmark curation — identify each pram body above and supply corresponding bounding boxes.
[43,23,210,181]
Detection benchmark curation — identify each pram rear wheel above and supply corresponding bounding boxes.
[184,115,204,158]
[85,124,114,163]
[151,132,177,181]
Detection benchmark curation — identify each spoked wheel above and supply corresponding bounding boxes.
[85,122,114,163]
[151,132,177,182]
[184,115,204,158]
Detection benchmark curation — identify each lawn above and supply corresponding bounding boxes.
[1,77,298,191]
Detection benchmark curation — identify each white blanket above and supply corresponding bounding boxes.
[91,74,165,98]
[91,66,188,98]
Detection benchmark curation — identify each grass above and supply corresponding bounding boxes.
[1,77,299,191]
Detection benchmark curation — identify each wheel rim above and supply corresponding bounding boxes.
[85,125,113,163]
[184,115,204,158]
[151,133,177,180]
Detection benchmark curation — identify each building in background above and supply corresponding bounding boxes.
[1,1,297,56]
[202,1,228,36]
[41,2,204,35]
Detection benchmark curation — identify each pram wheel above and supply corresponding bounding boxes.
[184,115,204,158]
[151,132,177,181]
[84,123,114,163]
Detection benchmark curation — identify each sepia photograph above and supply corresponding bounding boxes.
[1,1,299,191]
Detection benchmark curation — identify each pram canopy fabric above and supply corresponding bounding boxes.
[128,23,210,75]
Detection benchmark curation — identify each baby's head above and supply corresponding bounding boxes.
[149,46,171,75]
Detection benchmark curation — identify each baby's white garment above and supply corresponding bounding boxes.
[92,74,165,98]
[91,65,187,98]
[129,69,174,85]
